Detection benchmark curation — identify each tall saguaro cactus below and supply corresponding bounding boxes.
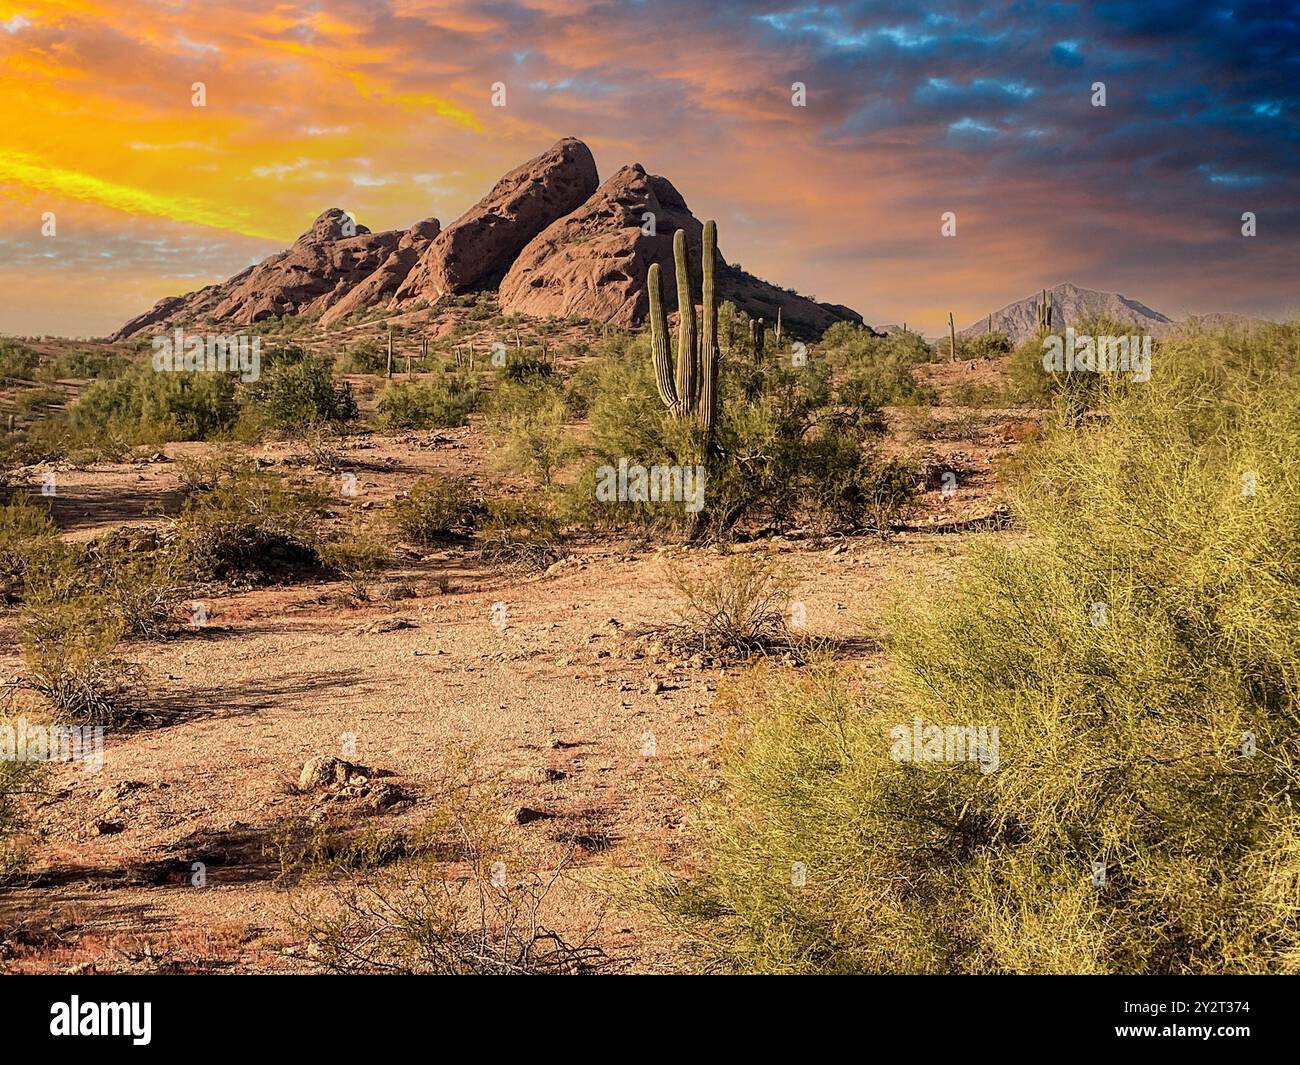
[1036,288,1054,332]
[648,221,720,433]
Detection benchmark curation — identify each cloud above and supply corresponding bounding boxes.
[0,0,1296,335]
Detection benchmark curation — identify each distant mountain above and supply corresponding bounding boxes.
[960,283,1175,344]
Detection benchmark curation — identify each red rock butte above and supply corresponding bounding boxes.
[114,138,863,341]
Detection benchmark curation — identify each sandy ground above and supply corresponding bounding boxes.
[0,357,1030,973]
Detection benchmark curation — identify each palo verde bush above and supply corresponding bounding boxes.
[649,322,1300,974]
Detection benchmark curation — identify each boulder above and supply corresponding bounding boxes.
[298,756,370,791]
[500,165,862,337]
[394,137,598,303]
[319,217,441,325]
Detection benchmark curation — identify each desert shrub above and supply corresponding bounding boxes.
[913,410,985,442]
[388,473,476,543]
[173,454,326,580]
[17,589,139,725]
[0,495,62,601]
[291,757,614,974]
[948,379,1008,407]
[339,338,387,374]
[580,338,914,537]
[501,353,553,382]
[14,386,64,414]
[1006,313,1145,411]
[827,324,937,416]
[483,378,576,487]
[800,431,918,534]
[649,323,1300,974]
[68,362,238,443]
[561,360,604,419]
[667,554,794,657]
[376,372,479,430]
[0,499,177,632]
[317,514,390,601]
[477,494,564,572]
[239,355,357,434]
[958,330,1013,359]
[10,420,132,467]
[35,347,128,383]
[0,339,38,380]
[77,534,181,638]
[0,747,38,881]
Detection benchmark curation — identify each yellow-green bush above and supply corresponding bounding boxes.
[173,453,326,579]
[376,371,479,429]
[388,473,476,544]
[651,322,1300,974]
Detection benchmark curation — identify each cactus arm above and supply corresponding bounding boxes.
[673,229,698,415]
[699,220,719,431]
[648,262,680,415]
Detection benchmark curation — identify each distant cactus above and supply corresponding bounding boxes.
[647,221,720,433]
[1036,288,1054,333]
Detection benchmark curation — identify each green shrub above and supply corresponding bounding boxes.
[69,363,237,443]
[239,356,357,434]
[388,474,476,543]
[0,495,62,601]
[339,339,387,374]
[376,372,480,429]
[18,588,139,725]
[477,494,564,572]
[173,454,326,580]
[36,347,128,383]
[484,378,575,487]
[0,746,38,881]
[0,339,38,380]
[502,354,553,383]
[948,379,1008,408]
[826,324,937,416]
[579,337,914,537]
[650,323,1300,974]
[77,534,180,638]
[14,386,64,414]
[668,554,794,657]
[1006,313,1145,411]
[317,514,390,600]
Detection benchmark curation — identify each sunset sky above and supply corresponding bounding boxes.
[1,0,1297,337]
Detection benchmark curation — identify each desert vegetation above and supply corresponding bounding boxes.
[1,259,1295,977]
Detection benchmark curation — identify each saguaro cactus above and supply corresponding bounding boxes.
[648,221,720,432]
[1036,288,1054,332]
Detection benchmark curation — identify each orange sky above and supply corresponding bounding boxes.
[1,0,1296,336]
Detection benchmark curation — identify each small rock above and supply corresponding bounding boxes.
[506,805,555,825]
[299,756,370,791]
[359,617,418,635]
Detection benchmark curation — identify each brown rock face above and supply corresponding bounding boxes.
[113,138,867,341]
[500,165,862,337]
[113,209,402,339]
[207,210,401,324]
[498,164,689,326]
[394,137,598,303]
[319,217,441,325]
